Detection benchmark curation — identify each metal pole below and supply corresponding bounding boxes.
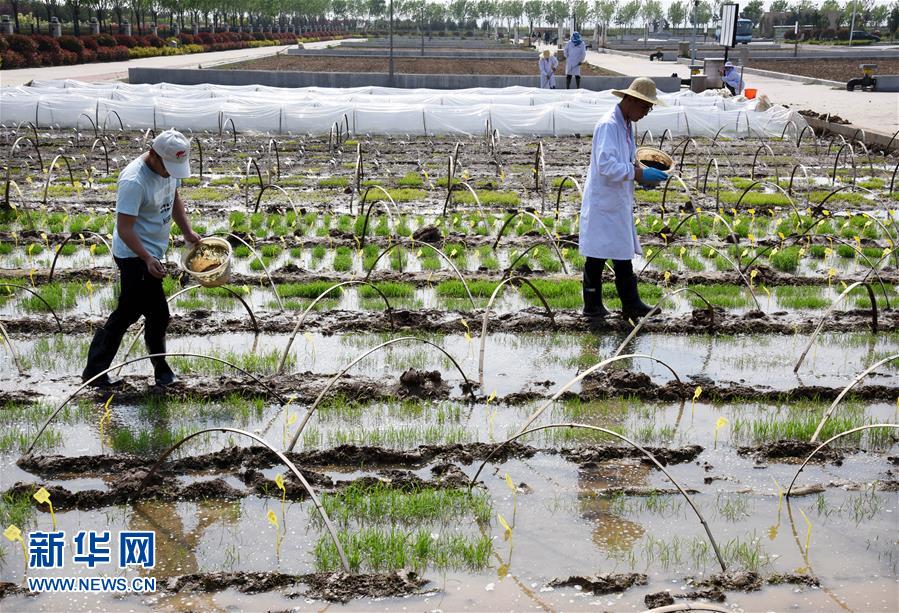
[389,0,395,86]
[420,5,424,56]
[848,0,858,47]
[690,0,699,64]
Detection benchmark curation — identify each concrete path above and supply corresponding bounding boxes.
[582,48,899,138]
[0,39,362,88]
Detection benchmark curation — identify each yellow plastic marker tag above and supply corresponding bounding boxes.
[286,413,297,427]
[33,487,57,530]
[715,417,729,431]
[505,474,516,493]
[274,473,285,493]
[267,510,279,528]
[3,524,27,573]
[693,386,703,401]
[486,390,497,405]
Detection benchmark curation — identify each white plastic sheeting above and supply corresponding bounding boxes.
[1,80,807,139]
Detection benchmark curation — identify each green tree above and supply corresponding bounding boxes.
[667,1,686,34]
[594,0,617,45]
[741,0,763,23]
[641,0,662,35]
[770,0,789,13]
[615,0,640,37]
[889,1,899,40]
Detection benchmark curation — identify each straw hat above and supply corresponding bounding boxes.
[541,49,551,58]
[611,77,666,107]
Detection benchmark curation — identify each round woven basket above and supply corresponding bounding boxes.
[181,237,232,288]
[635,147,676,173]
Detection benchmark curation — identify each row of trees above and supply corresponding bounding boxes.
[4,0,897,39]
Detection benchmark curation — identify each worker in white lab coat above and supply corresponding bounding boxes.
[538,49,559,89]
[579,78,669,320]
[721,61,744,96]
[563,31,587,89]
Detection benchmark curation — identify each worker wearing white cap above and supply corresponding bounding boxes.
[579,78,668,320]
[82,128,202,388]
[721,61,744,95]
[538,49,559,89]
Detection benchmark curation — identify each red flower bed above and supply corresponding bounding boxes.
[1,31,347,69]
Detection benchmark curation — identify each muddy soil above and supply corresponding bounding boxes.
[749,58,899,81]
[17,441,703,479]
[2,304,895,338]
[165,570,428,602]
[219,55,619,76]
[548,572,648,594]
[5,367,896,419]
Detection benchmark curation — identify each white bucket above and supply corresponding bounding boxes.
[181,237,232,288]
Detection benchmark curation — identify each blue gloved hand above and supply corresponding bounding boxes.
[641,167,669,184]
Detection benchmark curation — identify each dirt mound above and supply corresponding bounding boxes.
[168,571,299,594]
[691,570,763,591]
[548,573,648,595]
[412,225,442,243]
[395,368,449,399]
[562,444,703,466]
[300,570,429,603]
[738,440,849,462]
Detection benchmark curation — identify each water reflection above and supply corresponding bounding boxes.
[577,460,648,555]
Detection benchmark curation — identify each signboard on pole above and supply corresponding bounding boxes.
[719,3,739,47]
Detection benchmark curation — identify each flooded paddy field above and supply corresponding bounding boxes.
[0,125,897,611]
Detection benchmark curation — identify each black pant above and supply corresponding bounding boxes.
[82,257,172,382]
[566,74,581,89]
[724,83,737,96]
[584,257,634,293]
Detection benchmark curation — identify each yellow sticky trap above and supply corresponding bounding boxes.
[33,487,57,531]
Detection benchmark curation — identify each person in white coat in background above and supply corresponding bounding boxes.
[579,77,669,321]
[563,31,587,89]
[538,49,559,89]
[721,61,744,96]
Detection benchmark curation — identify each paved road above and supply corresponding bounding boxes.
[0,39,361,88]
[582,48,899,137]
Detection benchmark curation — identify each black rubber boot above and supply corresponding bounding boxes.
[583,258,610,318]
[614,263,657,321]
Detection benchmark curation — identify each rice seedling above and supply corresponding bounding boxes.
[359,281,415,299]
[769,246,801,272]
[454,190,520,206]
[313,528,492,573]
[332,246,353,271]
[774,285,829,309]
[686,284,752,309]
[715,492,752,522]
[19,282,83,312]
[314,483,492,528]
[318,177,349,188]
[109,424,193,455]
[397,172,424,187]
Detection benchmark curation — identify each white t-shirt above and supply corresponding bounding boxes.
[112,155,180,260]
